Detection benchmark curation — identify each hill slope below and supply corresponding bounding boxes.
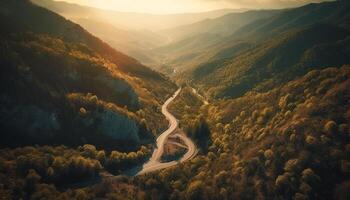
[190,23,350,98]
[136,65,350,200]
[177,1,350,99]
[30,0,246,70]
[150,9,281,73]
[0,0,176,148]
[161,9,281,43]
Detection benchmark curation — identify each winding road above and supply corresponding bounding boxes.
[137,88,198,175]
[66,88,199,188]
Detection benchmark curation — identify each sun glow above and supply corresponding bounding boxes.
[56,0,234,14]
[55,0,328,14]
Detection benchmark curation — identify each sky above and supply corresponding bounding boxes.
[57,0,330,14]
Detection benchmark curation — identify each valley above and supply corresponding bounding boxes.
[138,88,197,175]
[0,0,350,200]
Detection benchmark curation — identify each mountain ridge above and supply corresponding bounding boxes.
[0,0,177,149]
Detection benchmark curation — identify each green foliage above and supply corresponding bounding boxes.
[96,150,107,165]
[168,86,205,129]
[186,180,204,200]
[82,144,97,158]
[188,118,212,153]
[279,94,292,109]
[0,0,176,148]
[75,189,88,200]
[305,135,318,146]
[264,149,274,160]
[132,66,350,200]
[1,1,350,199]
[324,120,338,135]
[106,146,151,174]
[339,124,349,135]
[0,144,151,199]
[275,173,290,188]
[0,145,97,198]
[176,1,350,99]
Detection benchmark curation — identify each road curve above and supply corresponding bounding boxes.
[191,87,209,105]
[67,88,198,187]
[137,88,197,175]
[174,133,198,163]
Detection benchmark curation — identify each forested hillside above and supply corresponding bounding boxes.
[0,0,349,200]
[0,0,176,148]
[0,1,180,197]
[135,66,350,200]
[173,1,350,99]
[151,9,281,73]
[190,23,350,98]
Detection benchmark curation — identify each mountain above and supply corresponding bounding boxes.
[189,23,350,98]
[31,0,245,30]
[176,0,350,99]
[30,0,245,69]
[0,0,176,149]
[70,18,166,66]
[233,0,350,39]
[148,9,282,73]
[161,9,282,43]
[139,2,350,199]
[1,1,350,199]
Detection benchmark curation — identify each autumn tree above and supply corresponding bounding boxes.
[188,117,211,153]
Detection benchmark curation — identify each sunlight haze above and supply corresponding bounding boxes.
[56,0,329,14]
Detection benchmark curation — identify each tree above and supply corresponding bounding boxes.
[25,169,41,196]
[324,120,337,135]
[301,168,320,184]
[264,149,274,160]
[52,156,67,176]
[170,189,181,200]
[96,150,106,165]
[338,124,349,135]
[214,170,228,186]
[284,159,300,173]
[186,180,204,200]
[75,189,89,200]
[82,144,97,158]
[305,135,318,146]
[30,184,60,200]
[79,107,87,116]
[189,118,211,153]
[275,173,290,189]
[46,167,54,178]
[279,94,292,109]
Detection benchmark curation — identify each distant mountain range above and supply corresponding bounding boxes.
[30,0,249,69]
[30,0,350,101]
[31,0,245,30]
[168,0,350,99]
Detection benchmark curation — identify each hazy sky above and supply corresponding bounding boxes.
[58,0,330,14]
